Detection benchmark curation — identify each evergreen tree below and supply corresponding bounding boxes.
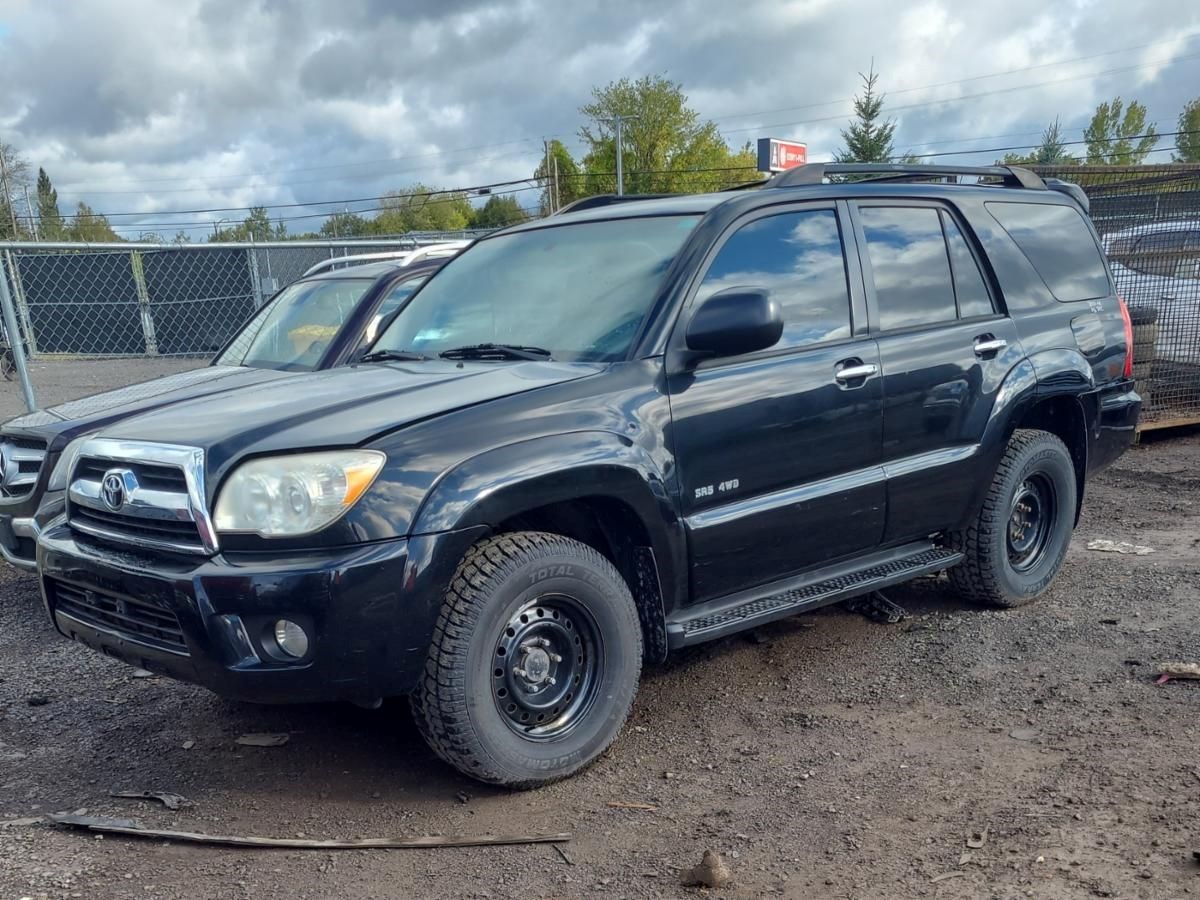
[835,64,897,163]
[1001,118,1079,166]
[36,168,65,239]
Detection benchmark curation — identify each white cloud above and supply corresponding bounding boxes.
[0,0,1196,236]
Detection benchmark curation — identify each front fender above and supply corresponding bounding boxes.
[409,431,687,611]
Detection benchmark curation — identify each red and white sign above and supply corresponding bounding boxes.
[757,138,807,173]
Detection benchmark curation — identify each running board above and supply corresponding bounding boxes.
[666,543,962,648]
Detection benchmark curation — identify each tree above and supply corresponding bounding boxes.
[320,211,370,238]
[835,64,897,163]
[470,194,526,229]
[373,184,473,234]
[578,75,760,195]
[1000,118,1079,166]
[0,143,31,239]
[66,202,120,242]
[210,206,274,242]
[172,230,192,244]
[1174,98,1200,163]
[534,140,584,213]
[36,168,65,239]
[1084,98,1158,164]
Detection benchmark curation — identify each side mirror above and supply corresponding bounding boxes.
[685,288,783,358]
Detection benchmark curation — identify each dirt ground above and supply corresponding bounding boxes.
[1,366,1198,898]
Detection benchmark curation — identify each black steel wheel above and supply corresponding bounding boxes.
[949,429,1077,608]
[413,532,642,788]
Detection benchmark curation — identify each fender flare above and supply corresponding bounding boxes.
[409,431,686,660]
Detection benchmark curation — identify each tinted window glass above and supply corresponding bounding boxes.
[941,214,994,318]
[697,209,851,349]
[378,216,698,362]
[860,206,957,330]
[1129,231,1200,279]
[215,278,371,371]
[358,274,430,350]
[987,202,1110,301]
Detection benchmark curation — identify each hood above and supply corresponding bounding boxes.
[99,360,602,473]
[2,365,291,450]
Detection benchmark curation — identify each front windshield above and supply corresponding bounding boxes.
[216,278,372,371]
[373,216,699,362]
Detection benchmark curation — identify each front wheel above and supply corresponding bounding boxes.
[412,532,643,788]
[948,429,1077,608]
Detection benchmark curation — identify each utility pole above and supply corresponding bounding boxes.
[22,185,39,241]
[0,150,20,237]
[603,114,639,196]
[542,139,554,214]
[552,155,561,213]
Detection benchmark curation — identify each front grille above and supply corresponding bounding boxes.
[0,438,46,500]
[52,580,188,654]
[68,454,207,554]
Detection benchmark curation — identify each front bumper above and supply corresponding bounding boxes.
[0,514,40,571]
[37,524,484,704]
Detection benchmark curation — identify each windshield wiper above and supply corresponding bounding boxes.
[437,343,554,361]
[358,348,431,363]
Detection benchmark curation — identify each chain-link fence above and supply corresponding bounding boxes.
[1033,164,1200,429]
[0,234,490,360]
[3,168,1200,430]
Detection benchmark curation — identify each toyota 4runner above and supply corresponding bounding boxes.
[37,164,1140,788]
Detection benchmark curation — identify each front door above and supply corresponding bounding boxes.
[668,203,885,604]
[851,201,1023,542]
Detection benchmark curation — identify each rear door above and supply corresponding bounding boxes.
[850,201,1022,542]
[668,202,885,604]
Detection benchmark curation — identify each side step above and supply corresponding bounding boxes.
[666,543,962,648]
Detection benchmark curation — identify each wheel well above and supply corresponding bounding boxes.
[493,498,668,662]
[1013,395,1087,522]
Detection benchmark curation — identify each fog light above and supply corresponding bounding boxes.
[273,619,309,658]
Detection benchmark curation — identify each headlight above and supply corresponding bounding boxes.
[46,437,88,492]
[213,450,384,537]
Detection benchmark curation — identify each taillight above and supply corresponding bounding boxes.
[1118,296,1134,379]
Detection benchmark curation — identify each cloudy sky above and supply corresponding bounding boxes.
[0,0,1197,239]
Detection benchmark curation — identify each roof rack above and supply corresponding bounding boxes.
[770,163,1046,190]
[554,194,675,215]
[301,241,471,278]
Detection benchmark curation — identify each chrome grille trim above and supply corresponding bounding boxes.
[0,438,46,500]
[65,438,218,555]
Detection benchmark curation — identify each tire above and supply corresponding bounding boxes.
[947,429,1077,608]
[412,532,643,789]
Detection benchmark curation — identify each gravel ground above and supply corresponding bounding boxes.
[0,367,1197,898]
[0,358,204,421]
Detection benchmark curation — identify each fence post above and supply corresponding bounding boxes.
[2,248,36,355]
[129,250,160,355]
[0,253,37,412]
[247,246,265,308]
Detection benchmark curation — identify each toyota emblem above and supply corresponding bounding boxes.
[101,471,128,511]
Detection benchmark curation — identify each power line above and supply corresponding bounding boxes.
[707,33,1199,125]
[720,49,1200,137]
[46,35,1198,198]
[911,128,1200,160]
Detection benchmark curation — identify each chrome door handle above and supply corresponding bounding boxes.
[973,338,1007,356]
[834,363,879,382]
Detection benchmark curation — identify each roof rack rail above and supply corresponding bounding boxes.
[300,241,471,278]
[554,194,675,215]
[770,163,1046,190]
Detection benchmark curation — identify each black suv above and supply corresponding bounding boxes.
[37,164,1139,788]
[0,254,449,571]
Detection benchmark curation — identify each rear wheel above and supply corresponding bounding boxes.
[412,532,642,788]
[948,429,1077,608]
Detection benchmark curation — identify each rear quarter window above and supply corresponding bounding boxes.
[985,201,1111,302]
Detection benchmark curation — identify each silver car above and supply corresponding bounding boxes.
[1104,221,1200,365]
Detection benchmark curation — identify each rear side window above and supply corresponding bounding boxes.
[941,215,995,318]
[986,202,1110,302]
[697,209,852,349]
[859,206,957,330]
